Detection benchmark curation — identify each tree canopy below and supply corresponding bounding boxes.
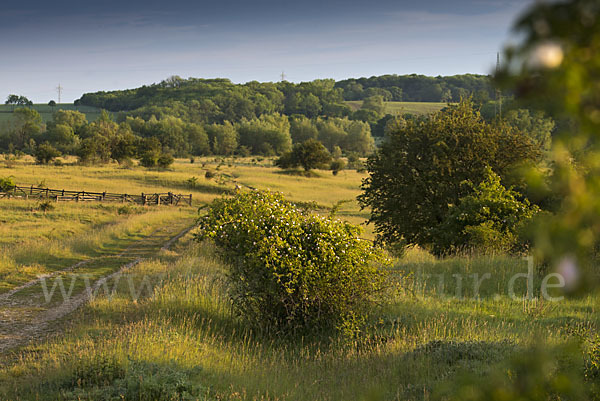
[358,99,542,252]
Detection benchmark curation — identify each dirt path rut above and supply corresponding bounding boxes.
[0,224,195,354]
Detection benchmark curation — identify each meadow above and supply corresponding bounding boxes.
[345,101,449,116]
[0,104,105,124]
[0,157,598,400]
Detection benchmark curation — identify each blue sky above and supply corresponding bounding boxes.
[0,0,533,102]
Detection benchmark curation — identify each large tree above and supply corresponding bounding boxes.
[358,99,542,251]
[276,139,331,172]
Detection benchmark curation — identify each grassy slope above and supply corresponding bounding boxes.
[0,104,105,124]
[0,158,598,400]
[345,101,449,115]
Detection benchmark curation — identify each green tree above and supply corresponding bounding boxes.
[51,110,87,134]
[434,167,539,254]
[330,158,346,175]
[290,116,318,143]
[358,99,541,252]
[46,124,79,153]
[276,139,332,172]
[157,153,174,168]
[317,118,347,151]
[10,108,43,149]
[361,95,385,114]
[185,123,211,155]
[504,109,555,151]
[5,94,19,106]
[206,122,238,155]
[237,114,292,155]
[343,120,374,155]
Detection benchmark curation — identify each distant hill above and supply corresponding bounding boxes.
[73,74,493,124]
[335,73,493,102]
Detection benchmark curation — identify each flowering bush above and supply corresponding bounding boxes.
[196,190,387,336]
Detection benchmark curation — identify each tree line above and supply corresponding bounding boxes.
[0,106,375,166]
[76,74,495,115]
[335,73,495,102]
[0,72,554,170]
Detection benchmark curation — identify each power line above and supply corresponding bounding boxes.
[56,84,63,104]
[495,53,502,118]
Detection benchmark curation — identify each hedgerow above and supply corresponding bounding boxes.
[195,190,387,336]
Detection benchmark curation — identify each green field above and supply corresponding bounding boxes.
[0,104,106,124]
[0,158,598,400]
[346,101,450,116]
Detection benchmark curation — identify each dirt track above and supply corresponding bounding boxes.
[0,225,195,354]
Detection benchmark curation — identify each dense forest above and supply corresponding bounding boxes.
[76,74,494,116]
[335,74,494,102]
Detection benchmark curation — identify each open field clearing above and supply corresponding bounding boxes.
[0,104,105,124]
[345,101,449,115]
[1,156,373,234]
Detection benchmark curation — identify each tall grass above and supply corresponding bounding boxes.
[1,239,597,401]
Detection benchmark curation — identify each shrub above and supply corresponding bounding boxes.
[157,153,174,169]
[346,152,363,170]
[139,149,160,167]
[275,139,331,172]
[38,200,55,215]
[0,176,15,192]
[186,176,199,188]
[196,190,387,336]
[330,158,346,175]
[64,358,204,401]
[34,142,61,164]
[204,170,215,179]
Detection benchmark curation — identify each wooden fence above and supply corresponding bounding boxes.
[0,185,192,206]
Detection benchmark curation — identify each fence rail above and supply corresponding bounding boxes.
[0,185,192,206]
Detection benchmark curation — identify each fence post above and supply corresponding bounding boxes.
[141,193,146,206]
[157,194,160,205]
[46,188,49,198]
[102,192,106,201]
[189,194,192,206]
[30,185,33,195]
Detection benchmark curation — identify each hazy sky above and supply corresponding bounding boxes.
[0,0,533,102]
